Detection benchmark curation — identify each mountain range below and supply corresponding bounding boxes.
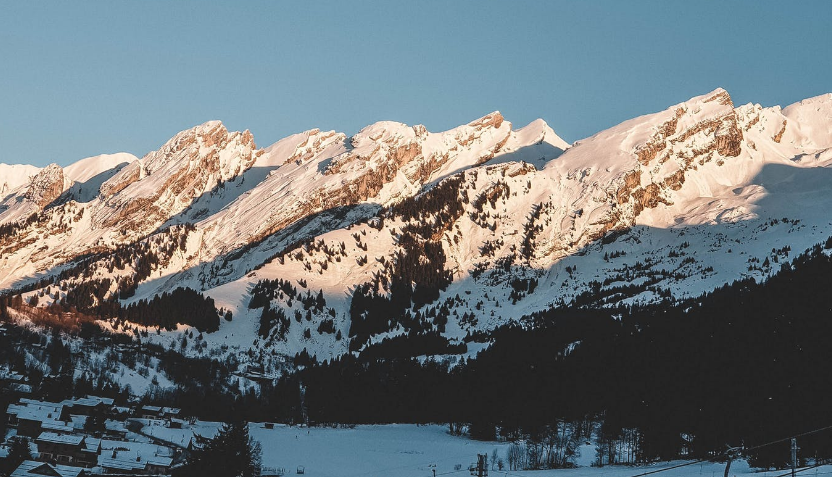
[1,88,831,366]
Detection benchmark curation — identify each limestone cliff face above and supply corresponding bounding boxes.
[511,89,751,262]
[193,112,519,261]
[3,87,828,313]
[324,112,510,203]
[609,89,743,230]
[23,164,66,208]
[95,121,260,233]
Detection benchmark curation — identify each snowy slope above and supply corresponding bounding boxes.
[2,88,832,368]
[0,163,41,199]
[63,152,136,203]
[189,89,832,362]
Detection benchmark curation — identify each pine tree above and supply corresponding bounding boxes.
[175,421,262,477]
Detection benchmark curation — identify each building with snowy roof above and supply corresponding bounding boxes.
[6,400,72,438]
[139,405,180,420]
[59,397,112,417]
[10,460,85,477]
[35,432,100,467]
[98,442,174,475]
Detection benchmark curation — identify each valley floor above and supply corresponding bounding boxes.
[142,420,802,477]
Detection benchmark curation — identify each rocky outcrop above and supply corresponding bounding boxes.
[705,89,734,106]
[24,164,65,208]
[95,121,260,231]
[714,115,743,157]
[773,120,787,143]
[636,108,685,165]
[631,183,670,216]
[100,163,140,197]
[616,170,642,204]
[285,129,345,165]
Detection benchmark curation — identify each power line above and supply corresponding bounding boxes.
[369,423,832,477]
[744,425,832,454]
[618,423,832,477]
[770,463,832,477]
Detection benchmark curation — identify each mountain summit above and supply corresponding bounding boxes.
[1,89,831,363]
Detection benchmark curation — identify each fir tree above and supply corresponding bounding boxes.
[175,421,262,477]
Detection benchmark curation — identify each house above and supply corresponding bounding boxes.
[102,420,129,439]
[10,460,85,477]
[60,397,110,417]
[98,442,174,475]
[140,405,162,419]
[35,432,100,467]
[241,364,277,383]
[165,418,183,429]
[161,407,180,419]
[7,400,72,438]
[84,395,115,407]
[140,405,180,420]
[111,406,133,419]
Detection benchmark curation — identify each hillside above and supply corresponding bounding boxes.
[1,88,831,368]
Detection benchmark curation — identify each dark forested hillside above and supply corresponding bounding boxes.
[283,240,832,465]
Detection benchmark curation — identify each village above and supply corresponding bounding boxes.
[0,388,499,477]
[0,388,194,477]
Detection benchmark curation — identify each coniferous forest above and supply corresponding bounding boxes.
[5,238,832,468]
[264,241,832,466]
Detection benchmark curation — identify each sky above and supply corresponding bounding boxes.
[1,1,831,167]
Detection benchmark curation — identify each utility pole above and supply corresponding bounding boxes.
[477,453,488,477]
[724,445,742,477]
[792,438,799,477]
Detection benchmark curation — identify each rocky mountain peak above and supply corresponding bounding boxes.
[468,111,504,129]
[94,121,261,232]
[23,163,65,208]
[4,89,832,365]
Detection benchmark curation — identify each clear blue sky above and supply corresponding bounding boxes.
[2,1,830,167]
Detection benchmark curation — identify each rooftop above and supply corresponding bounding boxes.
[11,460,84,477]
[35,432,84,446]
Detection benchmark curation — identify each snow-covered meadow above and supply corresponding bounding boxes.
[137,419,816,477]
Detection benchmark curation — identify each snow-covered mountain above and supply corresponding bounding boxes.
[2,88,831,365]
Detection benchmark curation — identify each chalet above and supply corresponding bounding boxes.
[140,406,161,419]
[240,364,277,383]
[103,420,129,439]
[35,432,100,467]
[85,396,115,406]
[98,442,174,475]
[161,407,180,419]
[99,453,173,475]
[7,400,73,438]
[10,460,85,477]
[165,418,183,429]
[140,405,180,420]
[60,397,112,417]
